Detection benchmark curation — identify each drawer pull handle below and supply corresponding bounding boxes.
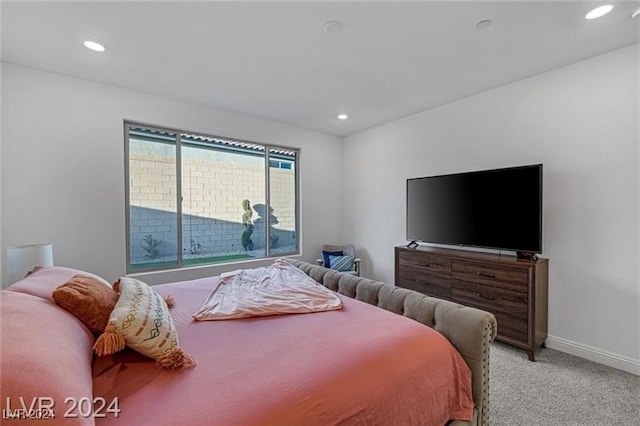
[477,293,495,300]
[423,263,444,269]
[477,271,496,278]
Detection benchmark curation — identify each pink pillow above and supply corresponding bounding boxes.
[6,266,111,302]
[0,291,95,424]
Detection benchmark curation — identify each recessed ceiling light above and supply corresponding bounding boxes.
[631,7,640,19]
[585,4,614,20]
[475,19,492,30]
[324,21,344,34]
[83,40,105,52]
[337,114,348,120]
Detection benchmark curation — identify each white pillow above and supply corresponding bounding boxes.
[93,277,195,370]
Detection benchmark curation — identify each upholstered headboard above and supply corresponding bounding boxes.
[287,259,497,426]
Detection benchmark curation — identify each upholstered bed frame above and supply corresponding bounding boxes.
[288,259,497,426]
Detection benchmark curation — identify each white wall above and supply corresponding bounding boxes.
[343,45,640,373]
[1,62,343,285]
[2,47,638,373]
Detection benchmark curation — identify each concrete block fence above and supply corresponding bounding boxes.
[129,151,296,264]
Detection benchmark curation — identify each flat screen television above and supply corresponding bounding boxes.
[406,164,542,257]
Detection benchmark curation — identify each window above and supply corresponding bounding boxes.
[125,123,299,272]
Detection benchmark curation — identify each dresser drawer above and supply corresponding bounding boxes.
[490,310,529,344]
[398,250,450,274]
[397,276,451,300]
[451,283,528,319]
[448,293,529,343]
[452,260,529,293]
[398,263,450,286]
[397,250,451,300]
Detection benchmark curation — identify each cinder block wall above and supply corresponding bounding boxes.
[129,145,295,262]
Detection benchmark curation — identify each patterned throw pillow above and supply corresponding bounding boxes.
[329,254,355,272]
[322,250,343,268]
[93,277,195,370]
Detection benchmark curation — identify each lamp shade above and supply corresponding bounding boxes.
[6,243,54,284]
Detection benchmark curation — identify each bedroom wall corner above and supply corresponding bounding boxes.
[342,44,640,371]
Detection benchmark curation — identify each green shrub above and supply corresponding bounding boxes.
[141,234,162,259]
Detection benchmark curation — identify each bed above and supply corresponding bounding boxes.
[0,259,496,426]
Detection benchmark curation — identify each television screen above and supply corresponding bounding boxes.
[406,164,542,253]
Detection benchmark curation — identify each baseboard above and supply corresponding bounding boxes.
[545,335,640,376]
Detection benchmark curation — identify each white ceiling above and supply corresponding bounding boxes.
[2,1,639,136]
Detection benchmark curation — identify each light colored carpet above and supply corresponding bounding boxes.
[490,342,640,425]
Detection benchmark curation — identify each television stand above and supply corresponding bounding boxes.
[395,245,548,361]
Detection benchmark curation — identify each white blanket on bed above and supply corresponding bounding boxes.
[192,259,342,320]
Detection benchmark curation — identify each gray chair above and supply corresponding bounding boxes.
[315,244,362,276]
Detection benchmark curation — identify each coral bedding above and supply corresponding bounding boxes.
[93,274,473,425]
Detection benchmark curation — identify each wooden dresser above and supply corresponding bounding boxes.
[395,245,548,360]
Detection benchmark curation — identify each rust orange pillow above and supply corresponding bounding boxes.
[52,275,118,335]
